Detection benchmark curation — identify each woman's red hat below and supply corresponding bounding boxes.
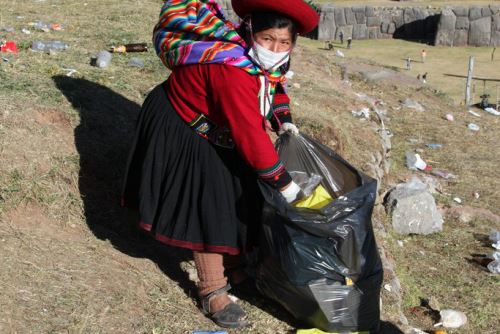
[231,0,320,35]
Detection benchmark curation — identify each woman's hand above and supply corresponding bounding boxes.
[279,122,299,135]
[279,181,304,203]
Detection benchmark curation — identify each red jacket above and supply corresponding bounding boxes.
[166,63,292,188]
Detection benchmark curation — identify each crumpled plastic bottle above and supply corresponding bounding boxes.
[94,50,112,68]
[31,40,69,52]
[439,309,467,328]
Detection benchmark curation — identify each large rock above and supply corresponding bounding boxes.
[345,7,356,25]
[455,16,469,30]
[469,16,492,46]
[388,22,396,34]
[404,8,416,24]
[385,178,444,235]
[454,29,469,46]
[453,7,469,17]
[334,7,346,26]
[482,7,493,17]
[367,16,381,27]
[393,13,405,29]
[366,6,375,17]
[435,8,456,46]
[368,26,381,39]
[353,23,368,39]
[355,11,367,24]
[492,15,500,46]
[381,21,390,34]
[318,8,336,40]
[469,6,483,20]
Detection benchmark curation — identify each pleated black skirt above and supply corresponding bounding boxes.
[122,83,262,255]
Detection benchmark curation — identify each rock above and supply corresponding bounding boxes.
[355,12,367,24]
[455,16,469,30]
[482,7,493,17]
[352,6,365,13]
[318,10,336,40]
[345,7,356,25]
[435,8,456,46]
[334,7,346,26]
[403,8,416,24]
[367,16,381,27]
[385,178,444,235]
[469,6,483,20]
[365,6,375,17]
[454,29,469,46]
[393,14,405,29]
[492,15,500,46]
[453,7,469,17]
[491,5,500,15]
[353,24,368,39]
[336,25,353,40]
[381,21,390,34]
[368,27,381,39]
[388,22,396,34]
[469,16,492,46]
[402,98,425,112]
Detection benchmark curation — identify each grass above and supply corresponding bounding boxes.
[0,0,499,333]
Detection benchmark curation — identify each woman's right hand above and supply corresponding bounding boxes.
[279,181,304,204]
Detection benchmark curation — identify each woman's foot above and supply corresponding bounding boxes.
[200,284,249,328]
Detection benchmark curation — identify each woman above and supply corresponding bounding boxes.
[122,0,319,328]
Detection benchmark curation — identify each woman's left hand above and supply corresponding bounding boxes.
[279,122,299,135]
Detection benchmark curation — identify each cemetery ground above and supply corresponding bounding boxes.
[0,0,499,333]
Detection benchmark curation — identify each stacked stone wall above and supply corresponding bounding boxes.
[217,1,499,47]
[435,5,500,46]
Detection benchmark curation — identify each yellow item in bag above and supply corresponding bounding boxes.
[294,184,333,209]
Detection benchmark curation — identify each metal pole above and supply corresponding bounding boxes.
[465,56,475,107]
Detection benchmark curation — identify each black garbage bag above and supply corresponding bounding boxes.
[256,133,383,333]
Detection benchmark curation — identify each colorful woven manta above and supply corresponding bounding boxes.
[153,0,287,89]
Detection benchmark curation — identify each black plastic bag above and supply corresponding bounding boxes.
[256,133,383,333]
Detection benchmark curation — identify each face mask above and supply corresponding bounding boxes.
[248,42,290,71]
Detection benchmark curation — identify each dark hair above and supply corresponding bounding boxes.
[239,11,298,44]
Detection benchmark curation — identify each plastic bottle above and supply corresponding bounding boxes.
[31,40,69,52]
[95,50,112,68]
[111,43,148,53]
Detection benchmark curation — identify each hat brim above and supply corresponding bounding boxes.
[231,0,319,35]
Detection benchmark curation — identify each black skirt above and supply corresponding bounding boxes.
[122,83,262,255]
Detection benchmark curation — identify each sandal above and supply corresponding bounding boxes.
[200,284,249,328]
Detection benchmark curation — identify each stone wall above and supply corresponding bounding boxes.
[317,5,440,42]
[217,1,499,46]
[435,6,500,46]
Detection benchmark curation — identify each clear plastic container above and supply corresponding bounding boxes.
[95,50,112,68]
[31,40,69,52]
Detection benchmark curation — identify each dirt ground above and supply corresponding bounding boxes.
[1,0,499,333]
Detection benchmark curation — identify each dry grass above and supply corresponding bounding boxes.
[1,0,499,333]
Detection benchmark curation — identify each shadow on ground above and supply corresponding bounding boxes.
[52,76,404,333]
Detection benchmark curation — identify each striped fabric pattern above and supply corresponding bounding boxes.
[153,0,286,89]
[256,160,287,182]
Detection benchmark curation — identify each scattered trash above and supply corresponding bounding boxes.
[472,191,480,200]
[453,197,462,204]
[467,109,481,117]
[484,107,500,116]
[92,50,112,68]
[61,68,78,77]
[431,170,456,179]
[426,143,442,149]
[1,27,15,33]
[409,328,428,334]
[31,40,69,53]
[335,49,344,58]
[285,70,295,79]
[2,56,10,63]
[397,240,404,247]
[408,138,419,144]
[31,21,64,32]
[128,57,145,68]
[351,107,370,119]
[467,123,480,131]
[435,309,467,328]
[110,43,148,53]
[487,257,500,274]
[445,114,454,121]
[21,28,31,35]
[402,98,425,112]
[406,151,430,171]
[432,330,448,334]
[292,82,301,89]
[192,331,228,334]
[383,283,392,292]
[0,40,18,53]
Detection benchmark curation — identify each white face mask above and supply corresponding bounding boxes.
[248,42,290,71]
